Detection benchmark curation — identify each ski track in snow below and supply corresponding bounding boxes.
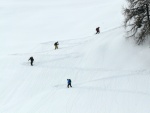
[1,1,150,112]
[1,27,150,113]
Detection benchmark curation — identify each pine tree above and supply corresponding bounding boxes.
[124,0,150,44]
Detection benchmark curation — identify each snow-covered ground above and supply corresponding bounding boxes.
[0,0,150,113]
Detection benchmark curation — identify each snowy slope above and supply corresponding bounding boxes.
[0,0,124,54]
[0,0,150,113]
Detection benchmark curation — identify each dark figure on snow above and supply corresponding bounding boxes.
[96,27,100,34]
[28,56,34,66]
[67,79,72,88]
[54,41,59,50]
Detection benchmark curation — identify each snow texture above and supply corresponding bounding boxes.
[0,0,150,113]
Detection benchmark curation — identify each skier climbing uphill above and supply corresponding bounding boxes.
[28,56,34,66]
[54,41,59,50]
[67,79,72,88]
[96,27,100,34]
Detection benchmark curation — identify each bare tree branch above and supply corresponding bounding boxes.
[123,0,150,44]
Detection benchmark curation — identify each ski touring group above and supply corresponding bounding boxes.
[28,27,100,88]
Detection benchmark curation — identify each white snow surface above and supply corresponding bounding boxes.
[0,0,150,113]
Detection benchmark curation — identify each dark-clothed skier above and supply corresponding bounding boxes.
[28,56,34,66]
[67,79,72,88]
[54,41,59,50]
[96,27,100,34]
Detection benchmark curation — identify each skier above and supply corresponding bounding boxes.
[28,56,34,66]
[96,27,100,34]
[67,79,72,88]
[54,41,59,50]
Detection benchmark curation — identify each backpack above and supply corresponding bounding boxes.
[54,42,58,46]
[69,79,71,83]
